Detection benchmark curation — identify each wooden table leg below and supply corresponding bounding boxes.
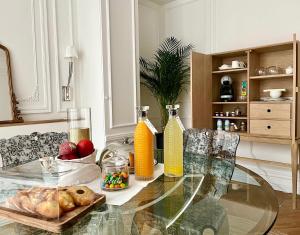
[291,143,299,209]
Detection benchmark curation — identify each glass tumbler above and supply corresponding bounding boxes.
[67,108,91,144]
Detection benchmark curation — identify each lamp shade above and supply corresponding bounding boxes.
[64,45,78,59]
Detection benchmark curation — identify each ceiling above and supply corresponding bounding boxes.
[149,0,176,5]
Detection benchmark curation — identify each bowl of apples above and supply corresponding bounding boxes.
[57,139,96,164]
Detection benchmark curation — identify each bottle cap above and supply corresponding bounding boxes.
[137,106,149,117]
[166,104,180,110]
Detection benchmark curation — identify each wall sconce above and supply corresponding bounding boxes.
[62,45,78,101]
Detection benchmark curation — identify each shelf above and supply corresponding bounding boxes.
[212,68,248,74]
[250,74,293,80]
[250,100,292,104]
[212,102,247,105]
[213,116,247,120]
[0,119,66,127]
[214,130,248,136]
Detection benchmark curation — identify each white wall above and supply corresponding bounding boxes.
[139,0,208,129]
[0,0,77,121]
[140,0,300,193]
[139,0,162,129]
[213,0,300,52]
[74,0,106,150]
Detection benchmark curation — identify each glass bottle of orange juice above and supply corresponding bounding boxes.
[134,106,157,180]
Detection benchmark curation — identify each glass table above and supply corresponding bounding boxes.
[0,164,278,235]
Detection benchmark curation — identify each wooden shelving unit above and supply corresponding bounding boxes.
[212,68,248,74]
[212,116,247,120]
[250,74,293,80]
[212,102,247,105]
[191,35,300,209]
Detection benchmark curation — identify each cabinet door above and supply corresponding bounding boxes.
[191,52,212,129]
[296,41,300,139]
[102,0,139,142]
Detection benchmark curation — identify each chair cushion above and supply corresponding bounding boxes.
[0,132,67,168]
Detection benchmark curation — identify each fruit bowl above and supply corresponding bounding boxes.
[57,150,97,164]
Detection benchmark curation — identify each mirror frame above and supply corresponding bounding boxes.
[0,44,23,124]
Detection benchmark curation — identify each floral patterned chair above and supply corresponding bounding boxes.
[0,132,67,168]
[183,128,240,235]
[183,128,240,197]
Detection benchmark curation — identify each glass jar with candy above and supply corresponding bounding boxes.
[101,152,129,191]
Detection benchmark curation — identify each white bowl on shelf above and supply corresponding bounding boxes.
[263,89,286,99]
[56,150,97,164]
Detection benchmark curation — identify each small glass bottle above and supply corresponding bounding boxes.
[164,105,185,177]
[134,106,157,181]
[224,120,230,131]
[217,119,223,131]
[67,108,91,144]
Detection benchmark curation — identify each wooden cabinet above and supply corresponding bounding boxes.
[250,120,291,137]
[191,35,300,208]
[250,103,291,120]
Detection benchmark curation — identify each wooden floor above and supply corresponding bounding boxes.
[269,191,300,235]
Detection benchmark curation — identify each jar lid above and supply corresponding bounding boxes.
[102,152,128,167]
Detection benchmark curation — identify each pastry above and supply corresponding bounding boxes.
[36,200,62,219]
[19,195,35,214]
[67,186,96,206]
[58,190,75,212]
[44,189,57,201]
[7,186,97,219]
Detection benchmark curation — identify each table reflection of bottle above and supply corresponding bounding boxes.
[69,128,90,144]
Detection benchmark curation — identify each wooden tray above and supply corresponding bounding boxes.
[0,193,106,233]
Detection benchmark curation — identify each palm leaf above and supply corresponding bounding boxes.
[140,37,194,128]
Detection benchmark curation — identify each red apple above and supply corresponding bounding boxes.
[60,154,78,160]
[77,139,94,158]
[59,142,77,156]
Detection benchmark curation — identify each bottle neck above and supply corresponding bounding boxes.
[168,110,178,119]
[138,111,148,121]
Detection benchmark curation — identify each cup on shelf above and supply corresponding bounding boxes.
[232,61,246,69]
[219,64,231,70]
[266,66,281,75]
[285,66,293,75]
[255,67,267,76]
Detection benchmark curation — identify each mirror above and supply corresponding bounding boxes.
[0,44,22,124]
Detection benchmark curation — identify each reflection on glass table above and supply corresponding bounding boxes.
[0,162,278,235]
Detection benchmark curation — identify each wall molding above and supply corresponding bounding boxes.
[17,0,51,114]
[52,0,76,113]
[52,0,62,112]
[163,0,199,10]
[139,0,161,10]
[106,132,134,143]
[17,0,39,106]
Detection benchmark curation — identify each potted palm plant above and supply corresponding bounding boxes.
[140,37,193,150]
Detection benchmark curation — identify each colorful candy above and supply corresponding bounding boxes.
[101,171,129,191]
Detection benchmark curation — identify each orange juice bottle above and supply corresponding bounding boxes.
[134,106,157,180]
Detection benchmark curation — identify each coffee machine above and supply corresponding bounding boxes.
[220,75,233,101]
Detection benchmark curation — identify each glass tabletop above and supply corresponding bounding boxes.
[0,164,278,235]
